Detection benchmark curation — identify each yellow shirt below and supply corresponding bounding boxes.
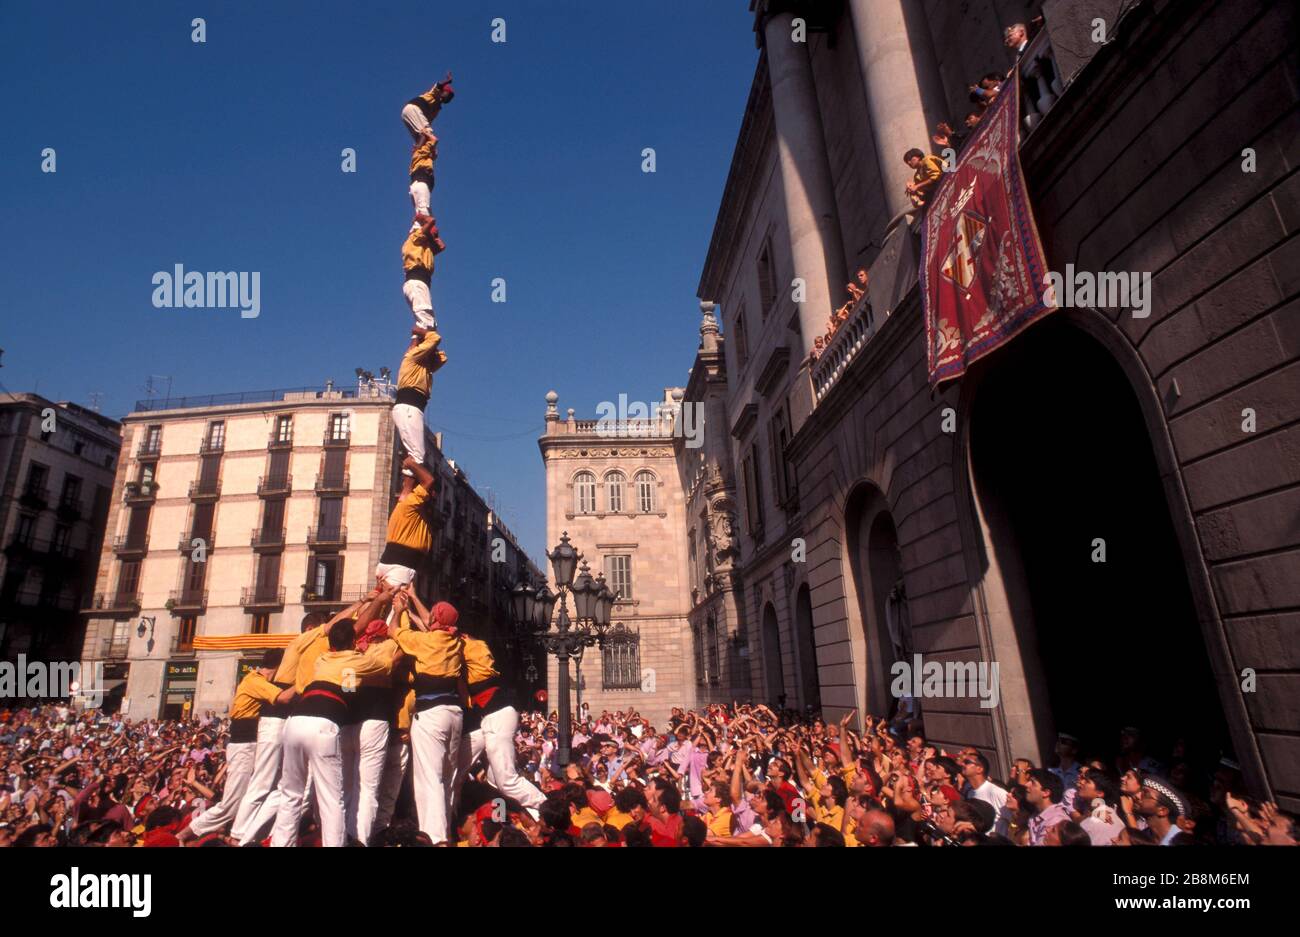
[386,484,433,554]
[397,331,445,397]
[402,226,437,277]
[409,137,438,178]
[392,617,463,679]
[571,806,602,829]
[230,671,281,720]
[274,624,330,692]
[913,155,945,189]
[462,636,499,686]
[605,809,636,831]
[359,639,402,687]
[312,649,387,687]
[706,807,734,837]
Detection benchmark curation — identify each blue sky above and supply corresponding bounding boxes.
[0,0,758,563]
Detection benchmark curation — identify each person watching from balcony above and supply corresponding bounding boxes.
[904,148,946,208]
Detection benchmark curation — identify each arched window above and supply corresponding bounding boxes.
[635,470,656,513]
[573,472,596,514]
[605,471,625,513]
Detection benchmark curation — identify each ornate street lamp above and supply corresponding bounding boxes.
[512,532,613,766]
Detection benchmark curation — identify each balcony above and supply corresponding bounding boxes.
[99,639,130,660]
[301,585,366,607]
[85,592,141,615]
[111,534,150,557]
[19,486,50,509]
[4,536,83,565]
[257,474,292,496]
[240,586,286,609]
[123,480,159,503]
[56,496,83,521]
[250,527,286,551]
[170,635,197,657]
[199,438,225,454]
[167,589,208,612]
[1019,28,1066,135]
[307,526,347,549]
[322,430,351,448]
[178,532,215,552]
[188,478,222,500]
[136,438,162,459]
[314,473,350,495]
[268,431,294,449]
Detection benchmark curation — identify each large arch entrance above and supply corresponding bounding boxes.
[761,603,785,707]
[967,316,1230,768]
[846,486,910,720]
[793,585,822,714]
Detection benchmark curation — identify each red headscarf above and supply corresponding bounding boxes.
[431,601,459,634]
[354,619,389,652]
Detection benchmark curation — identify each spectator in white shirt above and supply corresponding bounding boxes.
[961,752,1010,837]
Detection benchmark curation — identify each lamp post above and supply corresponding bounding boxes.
[511,532,615,766]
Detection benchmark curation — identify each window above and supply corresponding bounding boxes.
[605,471,625,513]
[317,498,344,536]
[251,614,270,635]
[138,462,156,485]
[25,463,49,496]
[310,555,343,600]
[117,560,142,599]
[15,514,36,546]
[742,449,765,539]
[731,303,750,368]
[275,415,293,444]
[142,425,162,454]
[573,472,596,514]
[606,554,632,602]
[706,615,721,686]
[635,471,656,513]
[61,474,82,507]
[757,237,778,319]
[328,413,350,443]
[184,558,206,594]
[177,616,197,650]
[768,410,796,506]
[205,421,225,450]
[694,623,706,686]
[51,524,70,555]
[602,625,641,690]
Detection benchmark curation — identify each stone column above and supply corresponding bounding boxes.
[848,0,948,218]
[763,11,848,356]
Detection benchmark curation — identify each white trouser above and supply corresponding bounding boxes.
[411,704,462,845]
[451,723,487,817]
[402,280,435,331]
[270,715,346,847]
[480,706,547,809]
[347,719,390,845]
[374,735,411,835]
[187,740,255,837]
[410,180,430,220]
[401,102,430,142]
[374,562,416,590]
[392,403,427,473]
[232,716,285,844]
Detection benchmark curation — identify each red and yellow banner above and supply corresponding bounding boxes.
[921,73,1056,386]
[191,634,296,650]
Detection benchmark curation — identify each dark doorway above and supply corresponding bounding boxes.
[794,585,822,713]
[969,318,1229,769]
[761,603,785,707]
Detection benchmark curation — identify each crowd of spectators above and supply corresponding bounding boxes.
[3,700,1295,848]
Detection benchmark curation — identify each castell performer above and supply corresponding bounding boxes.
[270,585,398,847]
[387,589,464,846]
[453,626,547,815]
[347,616,404,846]
[402,213,445,332]
[402,73,453,229]
[375,455,438,589]
[180,649,293,843]
[230,611,327,844]
[393,328,446,477]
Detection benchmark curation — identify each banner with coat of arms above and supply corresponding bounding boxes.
[920,72,1056,386]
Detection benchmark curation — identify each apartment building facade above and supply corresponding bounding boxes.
[0,394,121,662]
[81,382,539,719]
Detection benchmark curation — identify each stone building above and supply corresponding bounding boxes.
[684,0,1299,808]
[538,389,694,728]
[0,393,120,662]
[80,379,538,719]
